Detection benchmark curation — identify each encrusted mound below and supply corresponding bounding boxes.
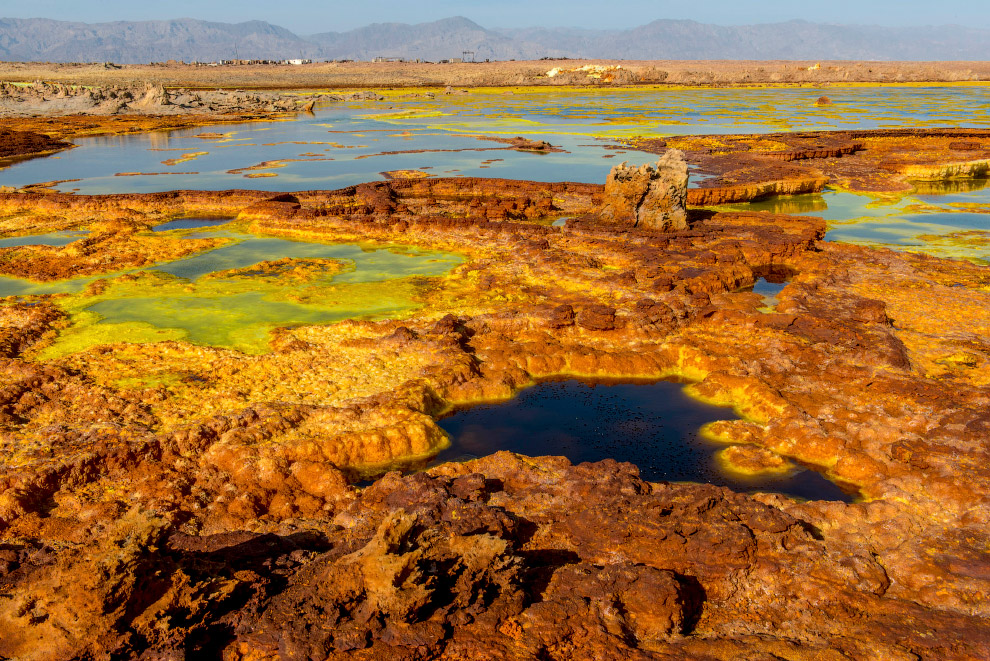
[632,127,990,203]
[0,129,71,163]
[203,257,348,283]
[600,150,689,230]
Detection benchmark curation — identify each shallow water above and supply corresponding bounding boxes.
[151,217,234,232]
[435,379,854,502]
[3,84,989,194]
[751,277,787,300]
[1,86,982,492]
[1,227,463,356]
[0,270,99,297]
[738,275,790,311]
[0,231,88,248]
[723,187,990,263]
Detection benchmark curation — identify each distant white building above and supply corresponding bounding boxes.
[287,59,312,65]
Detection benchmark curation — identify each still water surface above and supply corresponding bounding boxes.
[435,379,855,502]
[3,84,989,193]
[0,224,463,355]
[723,184,990,263]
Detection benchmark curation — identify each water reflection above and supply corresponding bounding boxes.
[431,378,854,502]
[3,84,990,194]
[0,231,88,248]
[739,276,789,311]
[912,176,990,197]
[741,195,829,215]
[724,188,990,264]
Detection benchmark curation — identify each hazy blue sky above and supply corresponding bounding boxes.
[2,0,986,33]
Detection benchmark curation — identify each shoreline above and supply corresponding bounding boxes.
[2,59,989,89]
[0,113,300,171]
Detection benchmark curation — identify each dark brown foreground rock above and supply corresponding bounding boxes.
[4,453,987,660]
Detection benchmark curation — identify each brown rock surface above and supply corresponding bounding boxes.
[2,455,988,659]
[203,257,347,283]
[0,129,71,163]
[600,150,689,229]
[0,142,989,657]
[476,135,564,153]
[632,127,990,201]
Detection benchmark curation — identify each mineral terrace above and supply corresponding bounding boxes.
[0,99,989,660]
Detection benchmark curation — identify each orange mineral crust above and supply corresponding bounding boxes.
[0,169,989,658]
[631,128,990,202]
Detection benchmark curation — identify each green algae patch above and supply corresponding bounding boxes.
[352,84,990,142]
[0,272,101,297]
[360,109,452,121]
[0,231,88,249]
[0,222,234,290]
[911,230,990,264]
[33,230,464,359]
[37,313,187,361]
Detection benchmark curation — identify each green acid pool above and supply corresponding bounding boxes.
[0,223,463,357]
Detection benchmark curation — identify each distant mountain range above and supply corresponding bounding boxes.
[1,16,989,63]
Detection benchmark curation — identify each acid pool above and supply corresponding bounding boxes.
[737,271,792,312]
[433,378,854,502]
[151,217,234,232]
[0,224,463,357]
[0,231,88,248]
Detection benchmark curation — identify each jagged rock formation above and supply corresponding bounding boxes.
[0,81,324,118]
[600,151,688,230]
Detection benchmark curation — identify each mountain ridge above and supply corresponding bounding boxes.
[1,16,989,63]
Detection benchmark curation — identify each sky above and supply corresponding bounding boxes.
[0,0,986,33]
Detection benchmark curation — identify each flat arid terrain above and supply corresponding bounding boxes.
[3,59,990,88]
[1,61,990,659]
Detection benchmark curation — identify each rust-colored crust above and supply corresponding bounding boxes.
[631,128,990,202]
[1,151,989,657]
